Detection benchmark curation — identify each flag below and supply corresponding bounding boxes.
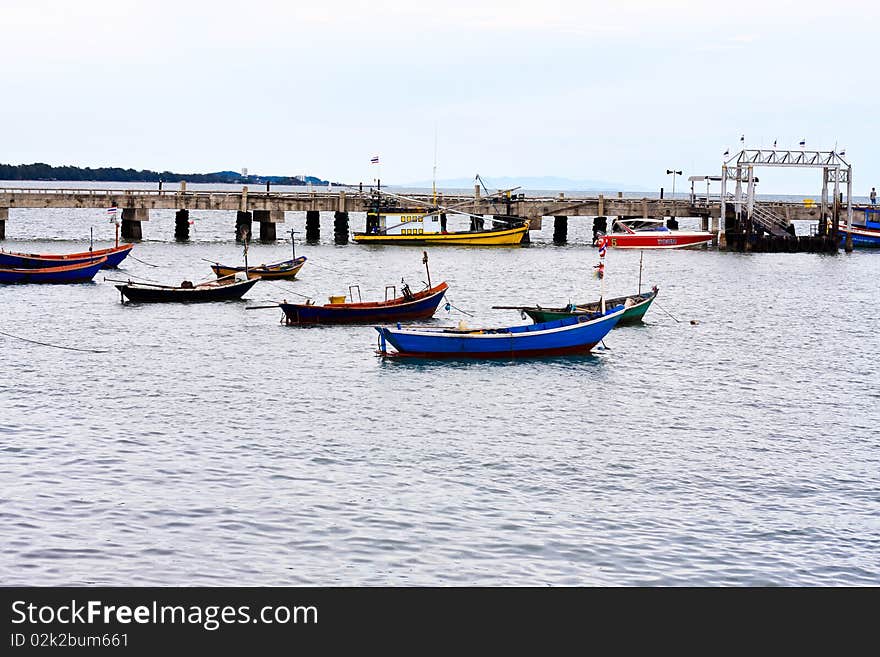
[740,134,744,143]
[840,148,846,157]
[107,206,118,223]
[593,262,605,279]
[370,155,379,164]
[723,148,729,157]
[773,139,777,148]
[597,235,608,257]
[799,138,806,147]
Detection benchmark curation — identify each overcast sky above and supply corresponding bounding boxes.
[2,0,878,194]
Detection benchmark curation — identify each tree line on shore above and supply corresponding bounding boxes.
[0,163,328,186]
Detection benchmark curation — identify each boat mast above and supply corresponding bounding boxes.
[432,123,438,206]
[423,250,431,289]
[638,250,643,294]
[290,229,296,260]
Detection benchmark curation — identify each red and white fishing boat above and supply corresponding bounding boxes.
[605,218,714,249]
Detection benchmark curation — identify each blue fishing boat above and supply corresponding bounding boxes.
[280,282,448,325]
[0,257,108,284]
[0,243,133,269]
[376,306,624,358]
[837,210,880,247]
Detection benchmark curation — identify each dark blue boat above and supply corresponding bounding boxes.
[837,210,880,247]
[280,282,448,325]
[0,243,133,269]
[376,306,624,358]
[0,257,108,284]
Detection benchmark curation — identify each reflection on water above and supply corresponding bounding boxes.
[1,201,878,585]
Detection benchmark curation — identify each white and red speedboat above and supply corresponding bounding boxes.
[605,219,714,249]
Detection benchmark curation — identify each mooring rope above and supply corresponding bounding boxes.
[0,329,109,353]
[264,281,314,300]
[653,301,683,323]
[444,300,475,317]
[128,254,160,268]
[303,259,360,278]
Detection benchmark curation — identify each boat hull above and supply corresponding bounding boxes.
[0,244,133,269]
[0,257,108,284]
[522,290,657,326]
[352,224,528,246]
[211,256,307,279]
[281,283,448,325]
[116,278,259,303]
[376,308,624,358]
[607,231,713,249]
[837,222,880,247]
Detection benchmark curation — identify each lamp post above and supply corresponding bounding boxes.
[666,169,682,226]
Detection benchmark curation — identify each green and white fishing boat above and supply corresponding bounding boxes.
[495,286,658,326]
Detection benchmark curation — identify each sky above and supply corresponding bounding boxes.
[2,0,879,194]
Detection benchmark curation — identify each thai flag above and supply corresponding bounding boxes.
[370,155,379,164]
[107,206,118,223]
[799,138,806,147]
[773,139,777,148]
[597,236,608,257]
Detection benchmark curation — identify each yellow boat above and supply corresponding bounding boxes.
[352,209,529,246]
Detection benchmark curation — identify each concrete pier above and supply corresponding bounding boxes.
[174,209,190,241]
[334,211,349,244]
[305,210,320,242]
[0,180,874,251]
[253,209,284,242]
[235,211,252,242]
[121,208,148,240]
[553,216,568,244]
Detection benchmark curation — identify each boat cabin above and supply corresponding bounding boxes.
[366,209,443,236]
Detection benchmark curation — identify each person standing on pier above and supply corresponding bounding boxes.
[871,187,876,205]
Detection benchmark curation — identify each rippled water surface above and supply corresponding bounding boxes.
[2,204,879,585]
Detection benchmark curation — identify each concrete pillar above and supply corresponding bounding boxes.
[333,211,349,244]
[235,211,252,242]
[174,209,190,241]
[306,210,320,242]
[701,215,709,232]
[553,216,568,244]
[0,207,7,240]
[121,208,148,240]
[253,209,285,242]
[592,216,607,246]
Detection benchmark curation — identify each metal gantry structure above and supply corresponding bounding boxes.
[720,149,853,249]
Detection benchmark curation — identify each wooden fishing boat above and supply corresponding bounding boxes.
[0,257,108,284]
[0,243,134,269]
[279,282,448,325]
[352,208,529,246]
[837,213,880,247]
[114,276,259,303]
[211,256,307,280]
[496,287,659,326]
[376,306,625,358]
[606,219,713,249]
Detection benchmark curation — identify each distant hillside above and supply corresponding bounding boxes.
[0,163,329,186]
